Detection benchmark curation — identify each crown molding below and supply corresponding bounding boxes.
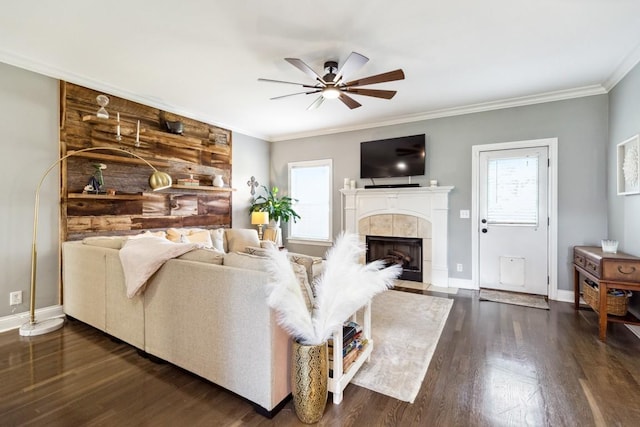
[270,85,607,141]
[603,41,640,91]
[0,49,269,141]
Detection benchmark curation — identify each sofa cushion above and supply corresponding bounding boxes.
[245,246,270,257]
[166,227,204,242]
[166,228,213,248]
[130,230,167,240]
[223,251,270,271]
[225,229,260,253]
[177,248,224,264]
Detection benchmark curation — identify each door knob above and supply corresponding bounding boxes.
[481,219,487,224]
[482,228,488,233]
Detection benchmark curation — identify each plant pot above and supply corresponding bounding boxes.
[291,340,328,424]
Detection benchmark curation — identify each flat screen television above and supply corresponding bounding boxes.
[360,134,426,179]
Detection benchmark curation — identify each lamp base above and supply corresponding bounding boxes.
[19,317,65,337]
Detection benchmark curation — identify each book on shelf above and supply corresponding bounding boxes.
[329,333,364,359]
[328,321,363,348]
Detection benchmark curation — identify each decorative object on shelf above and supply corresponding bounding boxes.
[247,176,260,196]
[601,239,619,253]
[106,188,116,196]
[617,134,640,195]
[430,179,438,187]
[165,120,184,135]
[88,163,107,193]
[115,112,122,141]
[19,147,172,337]
[343,178,350,190]
[213,174,225,188]
[291,340,328,424]
[263,232,400,422]
[135,120,141,147]
[96,94,109,119]
[251,211,269,240]
[350,180,356,190]
[177,174,200,187]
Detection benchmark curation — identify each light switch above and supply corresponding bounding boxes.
[460,209,470,219]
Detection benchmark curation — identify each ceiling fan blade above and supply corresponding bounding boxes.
[342,69,405,87]
[285,58,326,84]
[338,93,362,109]
[345,88,397,99]
[258,78,319,89]
[270,90,321,100]
[333,51,369,83]
[307,96,325,110]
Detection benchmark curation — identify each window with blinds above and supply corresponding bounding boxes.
[486,156,539,225]
[288,159,333,241]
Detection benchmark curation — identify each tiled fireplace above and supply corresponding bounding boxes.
[340,186,453,286]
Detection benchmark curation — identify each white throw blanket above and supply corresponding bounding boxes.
[119,236,201,298]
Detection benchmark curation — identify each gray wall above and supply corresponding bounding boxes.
[271,95,609,291]
[231,133,270,229]
[608,60,640,316]
[0,62,59,318]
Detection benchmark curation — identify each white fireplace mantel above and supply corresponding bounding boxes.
[340,186,454,286]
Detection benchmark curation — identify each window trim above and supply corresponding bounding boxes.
[287,159,333,244]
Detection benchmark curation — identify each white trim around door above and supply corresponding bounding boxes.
[471,138,559,300]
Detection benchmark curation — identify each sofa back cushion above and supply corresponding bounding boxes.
[225,228,260,253]
[177,248,224,264]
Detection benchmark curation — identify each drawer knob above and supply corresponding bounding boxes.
[618,265,636,275]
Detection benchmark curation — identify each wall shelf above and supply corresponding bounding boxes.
[67,193,146,200]
[170,185,236,192]
[67,150,171,168]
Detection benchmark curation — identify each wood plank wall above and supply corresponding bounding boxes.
[60,82,233,240]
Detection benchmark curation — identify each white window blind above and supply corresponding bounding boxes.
[288,159,332,241]
[486,156,539,225]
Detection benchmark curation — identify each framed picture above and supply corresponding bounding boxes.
[617,134,640,195]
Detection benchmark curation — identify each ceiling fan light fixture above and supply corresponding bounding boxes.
[322,87,341,99]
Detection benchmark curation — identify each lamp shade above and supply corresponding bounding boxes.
[251,211,269,225]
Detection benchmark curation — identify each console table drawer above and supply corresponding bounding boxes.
[603,260,640,282]
[574,253,586,268]
[584,257,601,276]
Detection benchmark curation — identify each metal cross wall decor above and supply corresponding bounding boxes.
[247,176,259,196]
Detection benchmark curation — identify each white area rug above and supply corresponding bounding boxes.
[351,290,453,403]
[393,280,459,295]
[479,289,550,310]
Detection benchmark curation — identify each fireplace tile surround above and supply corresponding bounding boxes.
[340,186,453,286]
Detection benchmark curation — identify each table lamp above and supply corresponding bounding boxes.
[251,211,269,240]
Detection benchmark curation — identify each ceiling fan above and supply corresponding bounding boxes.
[259,52,405,110]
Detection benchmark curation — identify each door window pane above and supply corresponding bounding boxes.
[486,156,538,225]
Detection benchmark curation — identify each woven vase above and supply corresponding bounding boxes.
[291,340,328,424]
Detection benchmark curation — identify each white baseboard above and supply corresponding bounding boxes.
[448,277,476,290]
[554,290,575,303]
[0,305,64,333]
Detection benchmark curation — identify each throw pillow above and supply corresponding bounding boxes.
[166,227,205,243]
[184,230,214,248]
[209,228,227,253]
[225,228,261,253]
[245,246,270,257]
[260,240,278,250]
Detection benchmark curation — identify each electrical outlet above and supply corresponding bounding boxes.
[10,291,22,306]
[456,263,463,272]
[460,210,470,219]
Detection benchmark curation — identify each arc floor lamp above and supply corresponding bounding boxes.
[19,146,172,336]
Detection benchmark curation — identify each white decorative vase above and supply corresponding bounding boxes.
[213,174,224,187]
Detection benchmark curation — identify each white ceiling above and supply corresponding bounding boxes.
[2,1,640,141]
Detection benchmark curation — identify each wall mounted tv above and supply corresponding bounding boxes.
[360,134,426,179]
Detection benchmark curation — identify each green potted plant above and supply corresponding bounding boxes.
[250,185,301,226]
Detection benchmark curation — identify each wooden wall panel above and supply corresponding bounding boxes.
[60,82,234,240]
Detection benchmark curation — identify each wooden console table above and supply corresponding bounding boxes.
[573,246,640,341]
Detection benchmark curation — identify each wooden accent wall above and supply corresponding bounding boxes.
[60,82,233,240]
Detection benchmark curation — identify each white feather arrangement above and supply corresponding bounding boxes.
[265,232,401,345]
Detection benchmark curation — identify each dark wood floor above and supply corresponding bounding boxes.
[2,288,640,426]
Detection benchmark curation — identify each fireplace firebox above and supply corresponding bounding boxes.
[366,235,422,282]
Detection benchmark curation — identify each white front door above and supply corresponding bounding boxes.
[478,146,549,295]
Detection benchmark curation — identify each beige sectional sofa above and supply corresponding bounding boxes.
[62,228,322,416]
